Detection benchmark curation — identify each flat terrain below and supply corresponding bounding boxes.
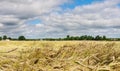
[0,41,120,71]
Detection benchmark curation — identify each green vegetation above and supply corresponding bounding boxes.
[3,35,7,40]
[43,35,109,41]
[0,37,2,40]
[0,35,120,41]
[18,36,26,40]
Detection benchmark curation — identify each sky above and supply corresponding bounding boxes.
[0,0,120,38]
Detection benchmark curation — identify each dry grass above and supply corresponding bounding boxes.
[0,41,120,71]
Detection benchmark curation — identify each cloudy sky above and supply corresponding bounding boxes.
[0,0,120,38]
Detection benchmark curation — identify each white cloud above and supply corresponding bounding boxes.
[31,0,120,38]
[0,0,69,38]
[0,0,120,38]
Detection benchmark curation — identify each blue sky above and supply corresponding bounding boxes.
[61,0,104,9]
[0,0,120,38]
[27,19,42,24]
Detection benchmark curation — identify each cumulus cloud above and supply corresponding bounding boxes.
[0,0,120,38]
[33,0,120,38]
[0,0,69,38]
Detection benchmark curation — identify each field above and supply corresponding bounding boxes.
[0,41,120,71]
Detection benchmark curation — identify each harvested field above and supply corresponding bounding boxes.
[0,41,120,71]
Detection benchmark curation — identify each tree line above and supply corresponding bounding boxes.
[43,35,120,41]
[43,35,108,41]
[0,35,26,41]
[0,35,119,41]
[64,35,107,40]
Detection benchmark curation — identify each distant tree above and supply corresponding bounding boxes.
[102,35,106,40]
[95,35,102,40]
[87,35,94,40]
[74,36,80,40]
[67,35,70,38]
[58,38,62,40]
[65,35,70,40]
[18,36,26,40]
[8,37,12,40]
[80,35,87,40]
[0,37,2,40]
[3,35,7,40]
[70,36,74,40]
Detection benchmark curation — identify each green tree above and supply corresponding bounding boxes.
[0,37,2,40]
[65,35,70,40]
[67,35,70,38]
[102,35,106,40]
[87,36,94,40]
[18,36,26,40]
[80,35,87,40]
[95,35,102,40]
[8,37,12,40]
[3,35,7,40]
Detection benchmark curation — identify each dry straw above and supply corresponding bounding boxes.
[0,41,120,71]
